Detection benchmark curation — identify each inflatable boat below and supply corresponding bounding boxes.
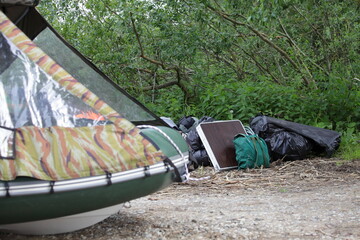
[0,1,189,235]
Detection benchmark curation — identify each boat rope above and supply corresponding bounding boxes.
[0,159,185,198]
[163,158,182,182]
[187,175,211,181]
[138,125,190,182]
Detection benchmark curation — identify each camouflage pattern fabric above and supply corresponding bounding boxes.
[0,11,166,181]
[0,125,164,180]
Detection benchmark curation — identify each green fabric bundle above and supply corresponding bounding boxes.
[233,133,270,169]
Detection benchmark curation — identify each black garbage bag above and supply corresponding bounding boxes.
[250,115,341,160]
[185,116,216,151]
[178,116,199,133]
[268,130,313,161]
[198,116,215,124]
[186,130,203,151]
[184,116,215,168]
[191,149,212,167]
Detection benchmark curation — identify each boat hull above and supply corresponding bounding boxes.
[0,202,124,235]
[0,171,173,225]
[0,159,187,235]
[0,126,189,235]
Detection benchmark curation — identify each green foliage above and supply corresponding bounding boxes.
[335,127,360,161]
[190,79,359,129]
[141,87,185,120]
[311,76,360,132]
[37,0,360,160]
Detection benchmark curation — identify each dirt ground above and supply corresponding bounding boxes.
[1,158,360,240]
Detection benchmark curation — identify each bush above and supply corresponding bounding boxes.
[144,77,359,160]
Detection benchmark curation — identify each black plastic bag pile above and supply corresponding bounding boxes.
[178,116,215,168]
[250,115,341,161]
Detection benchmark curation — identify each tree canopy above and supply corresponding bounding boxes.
[38,0,359,133]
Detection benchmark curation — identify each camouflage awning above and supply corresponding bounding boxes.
[0,11,166,181]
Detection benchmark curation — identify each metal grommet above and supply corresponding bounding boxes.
[4,181,10,197]
[49,181,55,194]
[105,171,112,186]
[144,165,150,177]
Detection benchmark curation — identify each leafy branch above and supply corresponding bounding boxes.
[206,3,316,87]
[129,12,194,102]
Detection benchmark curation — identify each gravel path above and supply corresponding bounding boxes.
[1,158,360,240]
